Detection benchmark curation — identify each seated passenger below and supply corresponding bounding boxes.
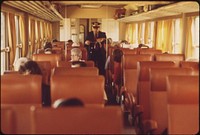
[53,98,84,108]
[18,60,51,106]
[44,42,53,54]
[67,39,73,47]
[112,49,123,97]
[137,43,149,48]
[13,57,30,71]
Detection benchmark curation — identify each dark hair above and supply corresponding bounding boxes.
[138,44,149,48]
[19,61,42,75]
[44,42,52,50]
[67,39,73,43]
[113,49,123,63]
[56,98,84,107]
[71,61,87,67]
[52,39,58,42]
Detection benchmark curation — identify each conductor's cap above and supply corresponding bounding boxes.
[92,22,101,28]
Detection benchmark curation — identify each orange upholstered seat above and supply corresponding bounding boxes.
[1,105,42,134]
[180,61,199,75]
[30,106,123,134]
[36,61,51,85]
[51,75,105,106]
[148,68,193,134]
[1,106,15,134]
[166,75,199,134]
[32,54,62,69]
[1,74,42,104]
[136,61,176,122]
[155,54,185,67]
[123,54,153,70]
[52,67,99,76]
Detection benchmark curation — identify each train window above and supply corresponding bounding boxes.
[146,21,155,48]
[1,12,6,75]
[192,16,199,59]
[172,19,182,54]
[185,16,199,60]
[125,21,155,48]
[139,22,145,44]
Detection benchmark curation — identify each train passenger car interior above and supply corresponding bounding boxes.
[1,1,199,134]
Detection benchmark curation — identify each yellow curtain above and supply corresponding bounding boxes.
[37,21,41,49]
[152,22,156,47]
[30,19,35,55]
[144,22,149,44]
[155,20,173,52]
[19,16,27,57]
[132,23,136,44]
[163,19,173,53]
[125,24,133,43]
[49,23,52,41]
[138,23,142,44]
[44,22,47,41]
[178,19,183,53]
[155,21,163,50]
[185,17,193,58]
[8,13,16,70]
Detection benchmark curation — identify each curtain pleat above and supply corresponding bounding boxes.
[185,17,193,58]
[8,13,16,70]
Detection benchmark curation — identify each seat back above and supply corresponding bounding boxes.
[52,47,63,54]
[137,61,176,120]
[36,61,51,85]
[1,105,42,134]
[30,106,123,134]
[1,107,15,134]
[1,75,42,104]
[155,54,185,67]
[167,75,199,134]
[51,76,105,106]
[53,67,99,76]
[123,54,152,70]
[138,48,162,55]
[120,48,138,55]
[180,61,199,75]
[149,68,193,134]
[3,71,19,74]
[66,47,88,61]
[138,61,176,81]
[123,69,139,99]
[32,54,62,69]
[85,60,95,67]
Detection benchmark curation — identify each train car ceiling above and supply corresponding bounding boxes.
[2,1,199,22]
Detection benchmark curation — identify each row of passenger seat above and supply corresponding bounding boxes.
[107,47,199,133]
[1,105,123,134]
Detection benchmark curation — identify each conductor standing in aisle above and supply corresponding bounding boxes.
[85,22,107,76]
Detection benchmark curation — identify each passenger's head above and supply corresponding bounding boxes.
[71,61,87,68]
[67,39,73,46]
[44,42,52,54]
[70,48,82,61]
[19,61,42,75]
[53,98,84,108]
[113,49,123,63]
[52,39,58,42]
[14,57,29,71]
